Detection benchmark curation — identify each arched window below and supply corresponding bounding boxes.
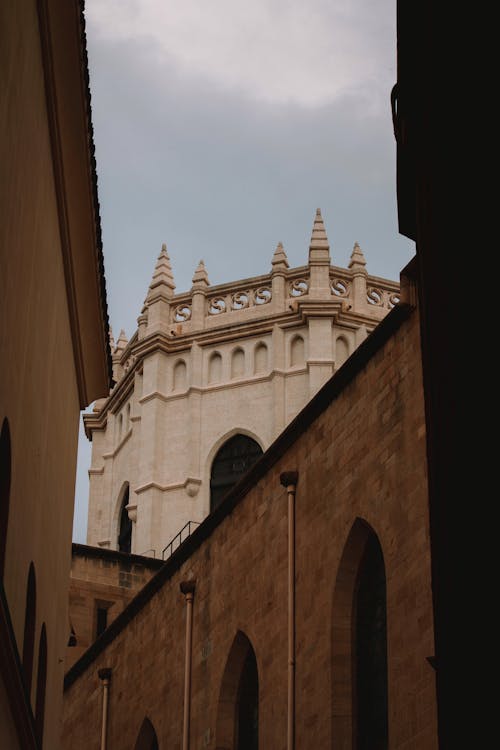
[231,348,245,379]
[336,336,349,368]
[126,402,131,430]
[210,435,263,511]
[23,562,37,698]
[118,413,123,440]
[35,623,47,745]
[216,631,259,749]
[332,520,388,749]
[208,352,222,384]
[254,343,268,374]
[355,534,388,749]
[173,359,187,391]
[134,717,159,750]
[290,335,305,367]
[0,417,11,580]
[118,485,132,553]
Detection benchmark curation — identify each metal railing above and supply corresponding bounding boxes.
[161,521,200,561]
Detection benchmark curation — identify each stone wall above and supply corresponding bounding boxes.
[66,545,163,670]
[63,295,437,749]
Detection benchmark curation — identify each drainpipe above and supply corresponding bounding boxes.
[180,580,196,750]
[280,471,299,750]
[97,668,112,750]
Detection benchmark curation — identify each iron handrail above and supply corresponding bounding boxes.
[162,521,200,561]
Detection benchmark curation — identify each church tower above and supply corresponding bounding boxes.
[84,210,400,557]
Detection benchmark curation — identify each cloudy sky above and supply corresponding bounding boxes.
[72,0,415,542]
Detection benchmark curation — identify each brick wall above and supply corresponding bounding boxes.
[65,546,162,670]
[62,299,437,749]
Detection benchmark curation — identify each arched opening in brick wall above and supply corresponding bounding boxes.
[22,561,37,699]
[331,518,388,749]
[215,631,259,750]
[134,717,159,750]
[35,623,47,746]
[118,483,132,553]
[0,417,11,580]
[210,435,263,512]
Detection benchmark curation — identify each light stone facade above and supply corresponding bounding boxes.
[84,209,400,557]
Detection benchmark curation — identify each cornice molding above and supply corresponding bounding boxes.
[134,477,202,495]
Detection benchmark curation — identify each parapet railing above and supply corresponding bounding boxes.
[161,520,201,561]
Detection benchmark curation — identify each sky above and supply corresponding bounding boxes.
[72,0,415,543]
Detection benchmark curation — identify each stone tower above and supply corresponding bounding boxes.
[84,210,400,557]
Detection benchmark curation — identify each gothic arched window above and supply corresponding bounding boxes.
[336,335,349,368]
[134,717,159,750]
[355,534,388,749]
[332,520,388,749]
[173,359,187,391]
[254,343,268,374]
[231,348,245,378]
[210,435,263,512]
[237,646,259,749]
[216,631,259,749]
[290,335,305,366]
[118,485,132,553]
[0,417,11,580]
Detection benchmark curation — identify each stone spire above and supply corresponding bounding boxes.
[309,208,330,260]
[111,328,128,383]
[349,241,367,271]
[348,242,368,313]
[308,208,331,297]
[114,328,128,354]
[147,243,175,300]
[192,259,210,287]
[108,326,115,351]
[271,242,289,271]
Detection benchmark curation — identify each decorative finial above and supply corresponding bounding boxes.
[308,208,330,265]
[272,241,289,270]
[114,328,128,353]
[146,243,175,299]
[192,259,210,287]
[310,208,329,248]
[348,241,367,270]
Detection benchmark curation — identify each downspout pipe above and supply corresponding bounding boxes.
[180,579,196,750]
[280,471,299,750]
[97,668,112,750]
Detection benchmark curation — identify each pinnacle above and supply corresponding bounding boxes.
[192,259,210,286]
[308,208,330,262]
[115,328,128,352]
[310,208,329,246]
[349,241,367,269]
[148,242,175,296]
[272,241,289,270]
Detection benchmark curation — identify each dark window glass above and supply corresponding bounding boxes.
[118,485,132,553]
[355,534,388,750]
[134,717,159,750]
[237,647,259,750]
[96,607,108,637]
[210,435,262,511]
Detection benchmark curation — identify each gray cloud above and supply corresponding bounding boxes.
[73,7,413,543]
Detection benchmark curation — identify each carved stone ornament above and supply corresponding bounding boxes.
[126,503,138,523]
